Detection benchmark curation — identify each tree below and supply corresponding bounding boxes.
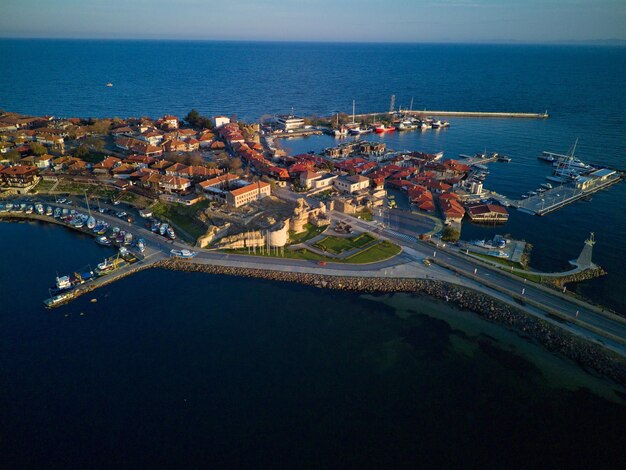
[4,149,21,162]
[228,157,242,172]
[84,136,105,152]
[74,145,90,159]
[441,226,460,242]
[29,142,46,156]
[185,109,200,127]
[90,119,111,135]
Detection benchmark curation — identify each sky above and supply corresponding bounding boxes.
[1,0,625,43]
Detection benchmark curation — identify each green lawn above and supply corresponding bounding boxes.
[225,238,401,264]
[152,200,209,241]
[356,209,373,221]
[314,233,376,254]
[33,179,56,193]
[345,240,402,263]
[288,223,326,244]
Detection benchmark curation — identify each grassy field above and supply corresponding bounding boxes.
[314,233,375,254]
[33,179,57,193]
[225,237,401,264]
[289,223,326,244]
[152,200,209,241]
[345,240,402,263]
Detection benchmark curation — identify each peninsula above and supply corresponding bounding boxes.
[1,108,625,382]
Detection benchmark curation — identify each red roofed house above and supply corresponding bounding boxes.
[466,204,509,223]
[0,165,39,191]
[159,175,191,194]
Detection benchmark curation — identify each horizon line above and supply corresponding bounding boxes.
[1,36,625,47]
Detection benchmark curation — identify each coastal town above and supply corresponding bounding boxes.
[1,107,625,374]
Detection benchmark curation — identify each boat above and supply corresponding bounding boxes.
[151,221,160,232]
[170,249,197,259]
[139,209,153,218]
[521,194,529,199]
[541,182,553,190]
[137,239,146,253]
[46,206,53,216]
[96,223,109,235]
[373,124,386,133]
[166,227,176,240]
[54,275,72,292]
[124,232,133,246]
[87,216,96,230]
[96,236,112,246]
[348,127,362,135]
[44,292,73,308]
[538,151,557,162]
[106,82,113,87]
[497,155,512,163]
[116,230,125,244]
[53,207,61,218]
[35,204,44,215]
[25,205,33,214]
[159,223,168,236]
[546,175,567,184]
[472,163,489,171]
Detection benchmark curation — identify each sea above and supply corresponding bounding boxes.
[0,40,625,468]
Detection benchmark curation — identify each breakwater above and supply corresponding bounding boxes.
[349,110,549,120]
[158,258,626,385]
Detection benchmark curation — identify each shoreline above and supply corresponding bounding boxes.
[157,258,626,386]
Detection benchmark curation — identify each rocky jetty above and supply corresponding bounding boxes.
[157,258,626,386]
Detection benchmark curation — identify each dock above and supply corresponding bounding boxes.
[43,249,164,308]
[489,172,624,216]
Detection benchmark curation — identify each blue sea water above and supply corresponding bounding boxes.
[0,40,625,467]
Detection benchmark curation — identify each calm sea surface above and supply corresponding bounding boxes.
[0,41,625,467]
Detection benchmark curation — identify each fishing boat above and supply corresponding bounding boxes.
[96,235,112,246]
[166,226,176,240]
[170,249,197,259]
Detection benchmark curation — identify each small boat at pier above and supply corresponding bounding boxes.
[166,226,176,240]
[96,236,112,246]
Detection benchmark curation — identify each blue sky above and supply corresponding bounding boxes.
[1,0,624,43]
